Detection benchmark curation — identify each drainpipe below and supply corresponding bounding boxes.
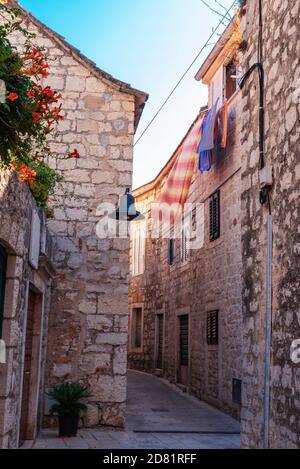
[263,214,273,448]
[240,0,274,447]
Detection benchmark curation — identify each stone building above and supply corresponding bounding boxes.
[0,172,54,448]
[0,0,147,448]
[239,0,300,448]
[129,21,244,419]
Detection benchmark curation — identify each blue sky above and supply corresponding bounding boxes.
[21,0,236,188]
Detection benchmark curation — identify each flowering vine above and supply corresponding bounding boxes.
[0,4,80,210]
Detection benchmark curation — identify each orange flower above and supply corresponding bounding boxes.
[43,87,54,97]
[7,92,18,101]
[27,90,35,99]
[69,149,80,159]
[16,164,37,186]
[32,111,42,121]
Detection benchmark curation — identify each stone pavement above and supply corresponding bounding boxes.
[24,370,240,449]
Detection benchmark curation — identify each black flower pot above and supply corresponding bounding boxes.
[59,415,79,437]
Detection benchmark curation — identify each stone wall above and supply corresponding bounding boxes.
[129,92,243,419]
[0,171,53,448]
[6,5,146,429]
[240,0,300,448]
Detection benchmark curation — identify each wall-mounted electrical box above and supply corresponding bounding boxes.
[259,164,273,189]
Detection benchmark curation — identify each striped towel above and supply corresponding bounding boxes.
[152,114,204,224]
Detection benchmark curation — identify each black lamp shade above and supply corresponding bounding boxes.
[109,188,144,222]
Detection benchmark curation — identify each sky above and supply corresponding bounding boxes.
[20,0,236,188]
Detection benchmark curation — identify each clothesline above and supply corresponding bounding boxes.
[152,99,228,223]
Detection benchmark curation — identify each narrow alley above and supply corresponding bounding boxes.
[25,371,240,449]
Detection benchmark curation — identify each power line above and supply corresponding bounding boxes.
[200,0,229,25]
[134,0,237,147]
[214,0,232,20]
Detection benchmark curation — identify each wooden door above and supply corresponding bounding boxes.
[19,289,37,444]
[178,315,189,386]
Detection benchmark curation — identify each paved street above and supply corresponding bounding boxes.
[25,370,240,449]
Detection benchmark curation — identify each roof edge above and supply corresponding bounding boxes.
[195,19,236,82]
[10,1,148,130]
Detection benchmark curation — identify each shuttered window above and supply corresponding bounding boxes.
[207,310,219,345]
[181,226,190,263]
[209,190,220,241]
[0,245,7,338]
[167,239,175,266]
[132,227,146,276]
[179,315,189,366]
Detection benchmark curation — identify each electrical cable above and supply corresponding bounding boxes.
[134,0,238,147]
[238,0,266,204]
[199,0,229,25]
[214,0,232,19]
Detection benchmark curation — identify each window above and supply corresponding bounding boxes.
[224,60,238,100]
[167,239,175,266]
[0,245,7,338]
[179,315,189,366]
[132,226,146,276]
[131,307,143,351]
[181,225,190,263]
[232,378,242,405]
[207,310,219,345]
[209,190,220,241]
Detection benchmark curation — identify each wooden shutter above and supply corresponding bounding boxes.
[167,239,175,265]
[209,190,220,241]
[133,228,145,276]
[0,245,7,338]
[179,315,189,366]
[207,310,219,345]
[181,227,189,263]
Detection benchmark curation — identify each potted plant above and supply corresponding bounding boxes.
[47,382,92,437]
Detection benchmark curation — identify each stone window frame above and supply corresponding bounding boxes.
[129,303,144,354]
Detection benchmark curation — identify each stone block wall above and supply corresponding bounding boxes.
[6,5,146,429]
[240,0,300,448]
[129,93,243,419]
[0,172,53,448]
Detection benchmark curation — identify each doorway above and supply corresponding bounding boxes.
[19,287,43,444]
[177,314,189,386]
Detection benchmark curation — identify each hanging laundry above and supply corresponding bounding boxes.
[220,99,228,149]
[197,98,219,153]
[199,149,212,173]
[152,114,204,224]
[198,98,228,173]
[198,112,212,173]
